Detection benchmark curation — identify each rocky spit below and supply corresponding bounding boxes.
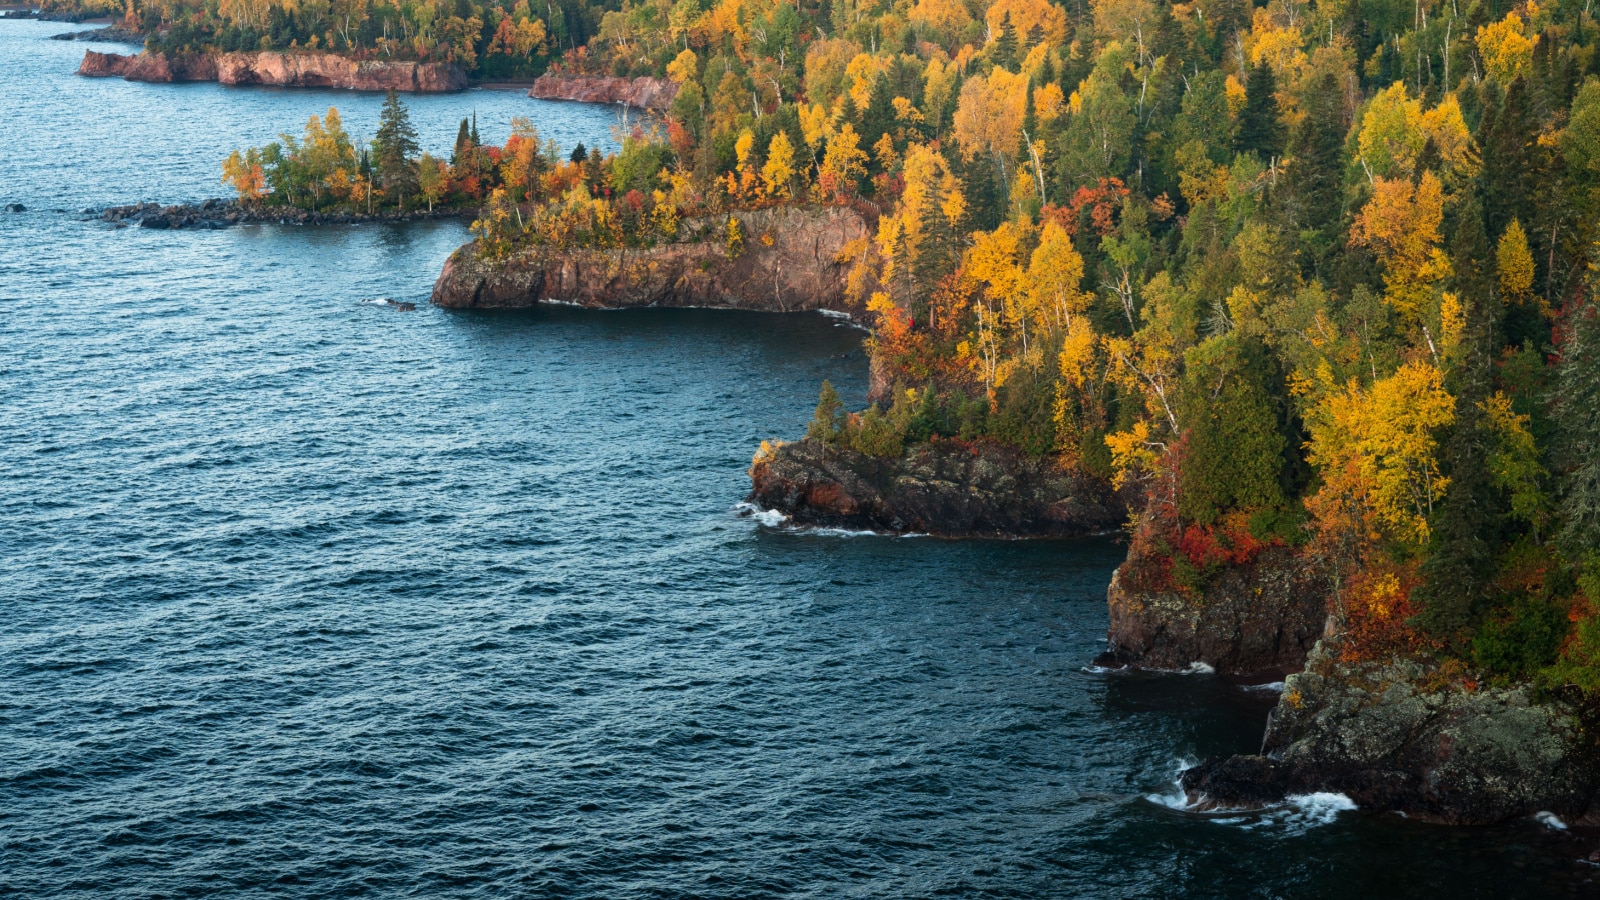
[431,204,875,314]
[78,48,467,91]
[98,200,475,229]
[746,438,1126,538]
[50,25,143,42]
[528,73,679,110]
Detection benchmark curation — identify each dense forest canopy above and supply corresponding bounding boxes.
[191,0,1600,692]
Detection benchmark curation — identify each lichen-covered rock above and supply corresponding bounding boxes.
[78,49,466,91]
[1182,644,1600,824]
[746,438,1124,537]
[431,205,874,314]
[1100,542,1332,675]
[530,74,679,110]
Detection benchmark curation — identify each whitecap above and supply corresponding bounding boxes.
[1241,681,1287,693]
[1535,811,1568,830]
[815,309,853,319]
[1182,661,1216,675]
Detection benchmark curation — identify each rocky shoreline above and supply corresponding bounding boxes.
[747,438,1125,537]
[430,204,874,314]
[529,73,678,110]
[51,25,142,42]
[77,48,466,91]
[99,199,476,229]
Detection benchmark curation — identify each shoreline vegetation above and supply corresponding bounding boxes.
[54,0,1600,830]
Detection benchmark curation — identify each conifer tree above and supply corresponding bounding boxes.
[1285,72,1346,272]
[1235,61,1285,160]
[453,117,473,166]
[1415,194,1505,643]
[372,90,420,207]
[807,380,846,443]
[991,12,1016,66]
[1554,271,1600,558]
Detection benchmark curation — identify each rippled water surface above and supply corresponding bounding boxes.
[2,20,1597,898]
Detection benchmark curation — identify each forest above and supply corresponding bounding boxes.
[210,0,1600,694]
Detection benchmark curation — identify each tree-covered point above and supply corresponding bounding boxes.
[65,0,564,76]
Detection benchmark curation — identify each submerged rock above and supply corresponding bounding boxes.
[430,205,874,315]
[1099,541,1332,675]
[77,49,466,91]
[746,438,1125,537]
[1182,644,1600,824]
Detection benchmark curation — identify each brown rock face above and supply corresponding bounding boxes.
[1100,540,1332,675]
[530,74,679,110]
[431,205,873,314]
[78,49,466,91]
[746,438,1124,537]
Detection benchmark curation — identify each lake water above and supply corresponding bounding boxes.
[2,20,1595,898]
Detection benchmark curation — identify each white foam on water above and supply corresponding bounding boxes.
[1535,811,1568,830]
[1241,681,1287,693]
[1282,792,1359,825]
[816,309,852,319]
[1145,758,1201,811]
[1181,661,1216,675]
[1144,759,1357,834]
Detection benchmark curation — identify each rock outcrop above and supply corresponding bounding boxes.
[99,199,474,229]
[78,49,466,91]
[1182,644,1600,825]
[746,438,1125,537]
[431,205,874,314]
[51,26,144,43]
[1100,541,1332,675]
[530,74,679,110]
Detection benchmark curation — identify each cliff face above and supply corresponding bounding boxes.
[431,205,873,315]
[1101,541,1332,675]
[747,438,1125,537]
[1183,644,1600,825]
[530,74,679,110]
[78,49,466,91]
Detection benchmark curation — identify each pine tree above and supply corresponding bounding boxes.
[570,142,587,164]
[861,74,897,163]
[1479,78,1537,237]
[1235,61,1285,160]
[453,117,472,166]
[372,90,420,207]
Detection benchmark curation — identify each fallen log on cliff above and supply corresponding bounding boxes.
[746,438,1126,537]
[430,204,874,315]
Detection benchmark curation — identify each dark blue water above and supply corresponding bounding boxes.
[2,20,1596,898]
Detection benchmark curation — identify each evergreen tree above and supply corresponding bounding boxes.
[1235,61,1285,160]
[861,74,897,162]
[991,12,1017,66]
[1178,336,1290,527]
[1415,195,1506,644]
[1554,271,1600,558]
[571,142,588,164]
[453,117,473,166]
[469,113,480,149]
[1285,72,1347,274]
[807,380,846,443]
[1479,78,1537,237]
[372,90,420,207]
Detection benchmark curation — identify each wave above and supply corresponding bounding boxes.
[1146,759,1357,833]
[1535,811,1568,830]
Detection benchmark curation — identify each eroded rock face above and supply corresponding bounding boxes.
[78,49,466,91]
[431,205,873,314]
[530,74,679,110]
[1101,542,1332,675]
[1183,644,1600,824]
[746,438,1125,537]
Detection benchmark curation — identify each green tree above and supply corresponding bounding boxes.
[1554,276,1600,557]
[372,90,420,208]
[1236,62,1285,160]
[807,380,846,443]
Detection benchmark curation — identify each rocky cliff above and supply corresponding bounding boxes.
[431,205,873,314]
[78,49,466,91]
[1182,643,1600,825]
[746,438,1125,537]
[530,74,678,110]
[1100,541,1332,675]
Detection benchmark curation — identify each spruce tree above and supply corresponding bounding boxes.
[807,381,846,443]
[861,74,897,163]
[372,90,420,207]
[991,12,1017,65]
[1479,78,1537,237]
[453,117,472,166]
[570,142,587,164]
[1285,72,1347,275]
[1554,271,1600,558]
[1415,194,1506,644]
[1235,62,1285,160]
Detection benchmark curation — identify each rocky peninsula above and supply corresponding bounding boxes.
[529,74,679,110]
[78,48,466,91]
[431,204,873,314]
[100,199,474,229]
